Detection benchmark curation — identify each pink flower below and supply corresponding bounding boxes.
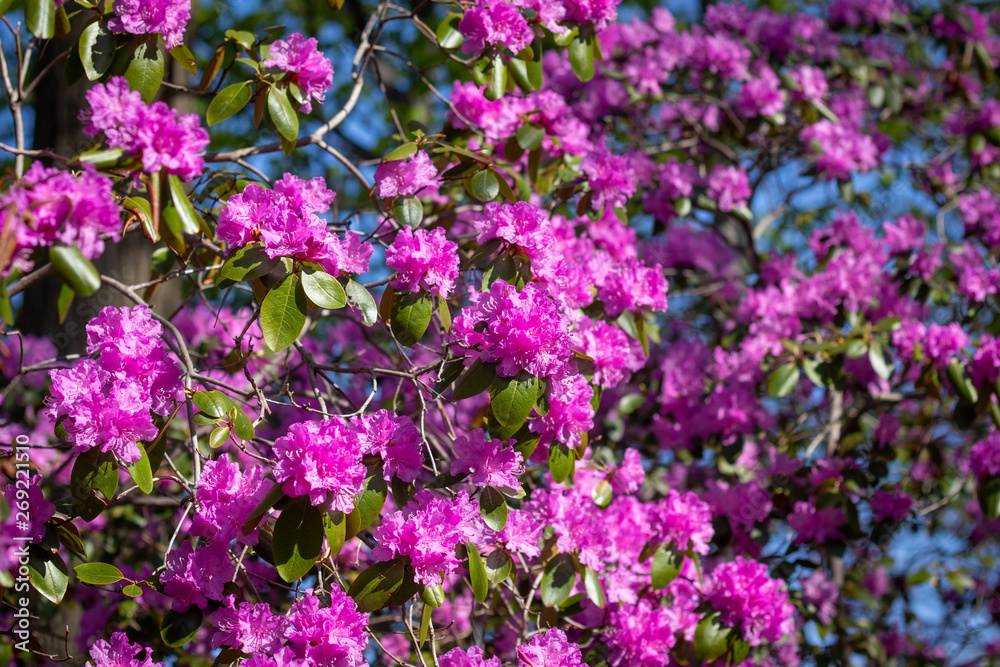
[453,281,573,378]
[193,456,273,545]
[451,430,525,488]
[529,372,594,452]
[459,0,534,55]
[374,151,440,198]
[516,629,586,667]
[3,476,55,543]
[210,595,289,653]
[576,318,646,388]
[705,165,751,212]
[287,590,368,667]
[493,508,543,557]
[606,600,678,667]
[970,432,1000,481]
[86,632,162,667]
[371,491,483,585]
[264,33,335,113]
[801,569,838,625]
[525,484,611,571]
[273,418,366,512]
[354,410,425,483]
[108,0,190,49]
[705,556,795,646]
[581,145,637,211]
[788,501,846,544]
[384,226,459,297]
[450,82,521,139]
[560,0,619,27]
[440,646,501,667]
[801,120,881,180]
[474,201,555,266]
[736,67,786,118]
[870,487,913,523]
[161,541,236,611]
[652,489,714,555]
[597,257,669,318]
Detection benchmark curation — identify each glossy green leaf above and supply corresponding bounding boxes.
[261,274,307,352]
[301,266,347,309]
[516,122,546,151]
[489,371,538,440]
[70,448,118,521]
[324,510,347,558]
[421,584,445,608]
[50,245,101,297]
[208,81,253,126]
[26,0,55,39]
[225,29,256,50]
[126,41,165,103]
[485,548,513,583]
[348,558,418,612]
[540,552,575,607]
[273,497,324,582]
[549,442,574,484]
[345,279,378,326]
[167,175,203,235]
[436,16,464,50]
[268,85,299,141]
[122,583,143,597]
[229,406,255,441]
[584,567,606,608]
[74,562,124,586]
[453,358,499,400]
[470,170,500,201]
[126,443,154,494]
[168,44,197,75]
[766,362,800,398]
[389,290,433,346]
[193,390,234,418]
[869,341,893,380]
[220,245,279,282]
[487,53,506,101]
[466,542,489,603]
[392,197,423,227]
[568,31,594,82]
[209,425,231,449]
[651,544,682,589]
[694,613,731,663]
[356,465,388,532]
[161,607,203,648]
[28,548,68,604]
[79,19,115,80]
[419,602,432,646]
[946,358,978,405]
[479,486,508,531]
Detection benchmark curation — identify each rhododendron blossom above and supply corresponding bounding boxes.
[264,33,335,113]
[108,0,191,49]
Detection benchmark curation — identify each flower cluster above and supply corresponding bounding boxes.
[704,556,795,646]
[109,0,191,49]
[970,432,1000,482]
[0,162,120,275]
[459,0,534,55]
[374,151,441,198]
[80,77,209,181]
[217,173,371,276]
[272,417,367,512]
[384,226,459,297]
[800,119,881,180]
[451,430,524,487]
[264,33,335,113]
[87,632,163,667]
[45,306,183,464]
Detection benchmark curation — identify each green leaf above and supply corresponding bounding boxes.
[694,613,732,663]
[466,542,489,603]
[470,170,500,201]
[74,562,124,586]
[301,266,347,309]
[345,279,378,326]
[869,341,893,380]
[161,607,203,648]
[516,122,546,151]
[384,143,419,161]
[488,53,506,101]
[26,0,55,39]
[356,465,388,532]
[419,602,432,646]
[167,175,203,235]
[568,31,594,83]
[225,29,256,50]
[479,486,508,531]
[979,474,1000,520]
[208,81,253,126]
[168,44,197,75]
[591,479,612,508]
[209,425,231,449]
[549,442,575,484]
[229,406,255,442]
[79,19,115,80]
[122,583,143,597]
[391,197,424,227]
[489,371,538,440]
[242,483,287,535]
[273,497,324,582]
[126,41,165,104]
[436,16,464,50]
[766,362,800,398]
[0,0,18,17]
[324,510,347,558]
[70,448,118,521]
[56,522,87,559]
[268,86,299,141]
[220,245,279,282]
[193,390,234,418]
[540,552,575,607]
[126,443,154,494]
[349,558,413,612]
[261,274,308,352]
[28,548,68,604]
[0,280,13,325]
[485,548,513,583]
[390,290,433,346]
[50,245,101,297]
[583,567,606,608]
[946,358,978,405]
[453,358,499,400]
[651,544,683,589]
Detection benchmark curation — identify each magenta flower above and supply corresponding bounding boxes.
[453,281,572,378]
[560,0,619,27]
[384,226,460,297]
[581,145,638,211]
[516,629,585,667]
[264,33,335,113]
[210,595,289,653]
[597,256,669,318]
[450,81,521,139]
[161,541,236,611]
[526,484,611,570]
[651,489,714,555]
[705,556,795,645]
[800,569,838,625]
[606,600,678,667]
[450,430,525,488]
[354,409,425,483]
[459,0,534,55]
[0,162,120,275]
[287,590,368,667]
[801,120,880,180]
[529,372,594,453]
[3,476,55,543]
[108,0,191,49]
[474,201,555,266]
[970,432,1000,482]
[193,456,273,545]
[86,632,163,667]
[374,151,440,198]
[576,319,646,388]
[870,487,913,523]
[705,165,751,212]
[81,77,208,181]
[493,508,543,557]
[371,490,483,585]
[440,646,501,667]
[788,501,846,544]
[272,418,366,513]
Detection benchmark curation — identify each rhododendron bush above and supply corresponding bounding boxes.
[3,0,1000,664]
